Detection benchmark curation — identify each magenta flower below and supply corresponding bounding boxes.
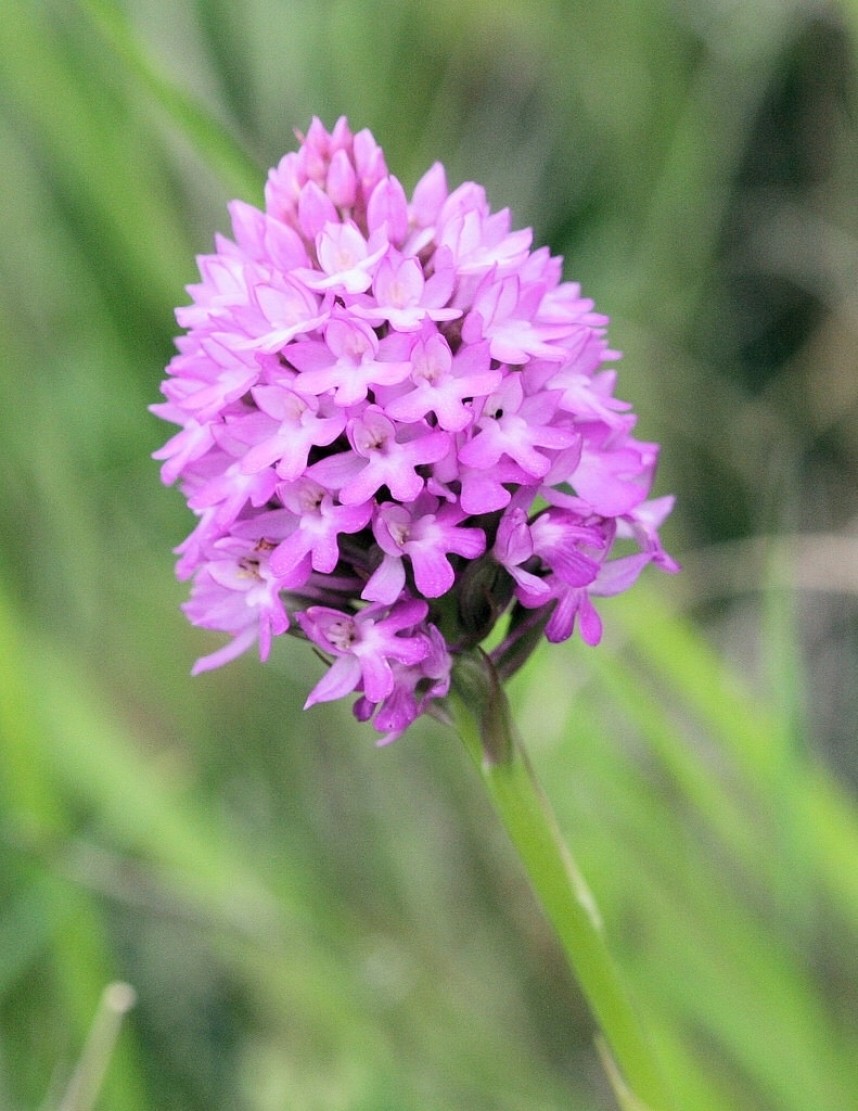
[154,117,676,741]
[383,331,501,432]
[297,599,430,707]
[288,315,413,407]
[363,495,487,604]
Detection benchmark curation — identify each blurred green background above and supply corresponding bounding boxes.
[2,1,857,1108]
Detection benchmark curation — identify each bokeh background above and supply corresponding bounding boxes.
[2,1,857,1108]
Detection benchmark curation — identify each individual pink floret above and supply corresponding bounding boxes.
[384,332,501,432]
[288,316,412,407]
[296,222,388,294]
[298,599,430,706]
[351,250,461,332]
[363,496,486,603]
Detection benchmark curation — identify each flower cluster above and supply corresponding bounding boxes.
[153,117,676,741]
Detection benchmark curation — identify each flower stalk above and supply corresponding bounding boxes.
[448,650,670,1111]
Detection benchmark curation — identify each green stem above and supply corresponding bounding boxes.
[448,650,670,1111]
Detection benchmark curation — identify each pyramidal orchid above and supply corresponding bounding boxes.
[153,118,679,1108]
[154,116,676,743]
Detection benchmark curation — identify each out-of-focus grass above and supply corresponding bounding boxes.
[1,1,857,1108]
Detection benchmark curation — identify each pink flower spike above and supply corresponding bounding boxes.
[154,118,675,737]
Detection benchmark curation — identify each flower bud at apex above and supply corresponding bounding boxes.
[153,117,676,742]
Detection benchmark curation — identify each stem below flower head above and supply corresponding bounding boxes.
[448,650,671,1111]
